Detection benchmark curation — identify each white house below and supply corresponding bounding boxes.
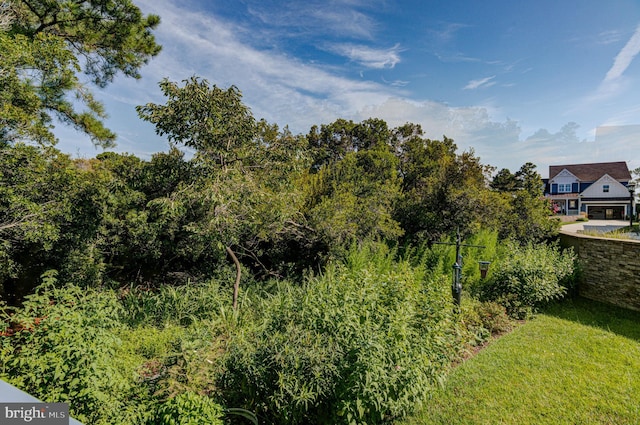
[544,161,634,219]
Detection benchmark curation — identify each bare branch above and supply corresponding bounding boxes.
[236,245,283,280]
[0,213,39,232]
[0,1,14,31]
[226,245,242,310]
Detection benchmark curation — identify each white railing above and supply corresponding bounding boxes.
[0,379,83,424]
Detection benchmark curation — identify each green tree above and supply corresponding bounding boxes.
[495,191,558,243]
[137,77,256,167]
[489,162,557,243]
[0,0,161,146]
[0,143,93,300]
[490,168,519,192]
[302,118,405,259]
[515,161,543,197]
[304,145,403,257]
[394,133,492,244]
[307,118,391,170]
[491,163,542,196]
[138,77,307,307]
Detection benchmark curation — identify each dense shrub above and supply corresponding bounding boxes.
[0,274,234,424]
[221,243,459,424]
[151,392,224,425]
[478,242,576,318]
[459,298,512,346]
[0,273,151,424]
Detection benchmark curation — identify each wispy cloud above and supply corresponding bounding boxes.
[435,52,481,63]
[388,79,409,87]
[247,1,379,40]
[463,76,496,90]
[54,0,640,175]
[98,0,401,136]
[431,22,470,43]
[598,29,624,45]
[324,43,402,68]
[576,24,640,108]
[604,24,640,82]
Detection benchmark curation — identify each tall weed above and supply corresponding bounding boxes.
[221,242,459,424]
[119,278,229,327]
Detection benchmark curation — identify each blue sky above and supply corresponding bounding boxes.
[56,0,640,176]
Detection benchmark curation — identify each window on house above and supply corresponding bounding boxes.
[558,184,571,193]
[603,185,609,193]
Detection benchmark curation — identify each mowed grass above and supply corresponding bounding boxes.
[401,297,640,425]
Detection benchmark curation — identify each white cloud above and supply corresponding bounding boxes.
[577,24,640,107]
[324,43,402,68]
[604,24,640,82]
[431,22,470,43]
[463,75,496,90]
[53,0,640,176]
[55,0,401,154]
[435,52,481,63]
[598,29,624,45]
[247,0,379,40]
[355,98,640,173]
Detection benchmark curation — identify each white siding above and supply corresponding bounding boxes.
[549,169,578,186]
[581,174,629,198]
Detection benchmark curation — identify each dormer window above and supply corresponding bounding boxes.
[558,184,571,193]
[603,185,610,193]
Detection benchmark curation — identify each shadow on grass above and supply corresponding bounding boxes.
[543,296,640,342]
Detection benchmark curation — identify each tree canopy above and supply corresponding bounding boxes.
[1,74,560,304]
[0,0,161,147]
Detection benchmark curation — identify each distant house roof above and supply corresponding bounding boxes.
[549,161,631,182]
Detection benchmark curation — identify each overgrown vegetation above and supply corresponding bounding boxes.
[0,6,581,422]
[222,244,458,424]
[1,237,575,424]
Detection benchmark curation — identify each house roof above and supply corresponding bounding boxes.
[549,161,631,182]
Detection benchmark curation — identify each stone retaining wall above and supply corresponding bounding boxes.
[559,231,640,311]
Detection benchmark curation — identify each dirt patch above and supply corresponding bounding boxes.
[454,320,525,367]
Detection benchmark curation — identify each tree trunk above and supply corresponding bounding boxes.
[226,245,241,309]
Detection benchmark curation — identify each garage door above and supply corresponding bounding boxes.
[588,206,624,220]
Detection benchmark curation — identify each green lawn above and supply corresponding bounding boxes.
[400,298,640,425]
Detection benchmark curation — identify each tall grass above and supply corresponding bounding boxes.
[408,229,499,290]
[119,278,232,327]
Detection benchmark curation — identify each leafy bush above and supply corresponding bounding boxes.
[221,242,459,424]
[459,299,512,347]
[152,392,224,425]
[478,242,576,318]
[0,272,151,424]
[0,273,234,424]
[473,300,512,334]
